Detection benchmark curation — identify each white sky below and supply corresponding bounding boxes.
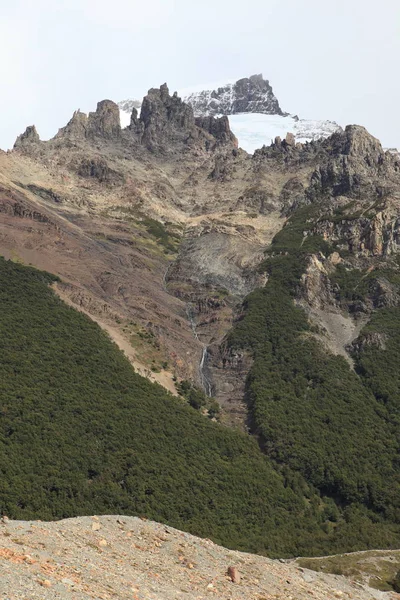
[1,0,399,149]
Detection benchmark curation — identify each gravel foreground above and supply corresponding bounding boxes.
[0,515,397,600]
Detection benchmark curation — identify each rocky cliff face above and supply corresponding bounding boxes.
[132,84,238,152]
[13,125,40,150]
[138,84,195,149]
[305,126,400,257]
[184,74,285,117]
[4,82,400,422]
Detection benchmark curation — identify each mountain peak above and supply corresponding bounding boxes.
[54,101,122,143]
[178,75,343,152]
[13,125,40,149]
[55,109,88,141]
[131,83,237,152]
[87,100,121,139]
[183,74,285,118]
[342,124,383,156]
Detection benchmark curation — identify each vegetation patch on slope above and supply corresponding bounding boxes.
[228,206,400,553]
[298,550,400,592]
[352,307,400,419]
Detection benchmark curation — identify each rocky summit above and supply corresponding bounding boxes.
[181,73,343,150]
[183,73,285,117]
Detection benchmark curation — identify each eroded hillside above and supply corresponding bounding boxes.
[0,84,310,405]
[2,84,400,554]
[3,85,391,409]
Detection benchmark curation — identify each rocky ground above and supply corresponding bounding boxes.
[0,515,395,600]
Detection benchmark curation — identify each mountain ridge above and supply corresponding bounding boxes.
[117,74,343,151]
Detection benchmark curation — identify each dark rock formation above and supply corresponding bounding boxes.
[128,84,237,153]
[326,125,385,161]
[87,100,121,139]
[130,107,139,128]
[55,110,88,141]
[137,84,195,150]
[308,126,393,202]
[25,184,63,204]
[55,102,121,142]
[77,158,125,185]
[370,277,400,308]
[195,116,238,146]
[184,74,285,117]
[14,126,40,150]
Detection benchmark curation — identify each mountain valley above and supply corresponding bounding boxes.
[2,75,400,598]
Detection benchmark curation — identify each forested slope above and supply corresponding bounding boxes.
[228,205,400,549]
[0,258,333,556]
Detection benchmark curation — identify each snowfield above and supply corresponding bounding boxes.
[119,109,132,129]
[226,113,341,153]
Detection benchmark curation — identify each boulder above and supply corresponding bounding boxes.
[227,566,241,583]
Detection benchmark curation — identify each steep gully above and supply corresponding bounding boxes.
[163,262,214,396]
[186,304,214,397]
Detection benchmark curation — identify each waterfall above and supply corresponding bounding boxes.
[186,304,213,397]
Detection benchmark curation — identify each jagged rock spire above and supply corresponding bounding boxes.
[139,84,195,149]
[55,101,121,142]
[136,83,237,151]
[55,110,88,141]
[14,125,40,149]
[87,100,121,139]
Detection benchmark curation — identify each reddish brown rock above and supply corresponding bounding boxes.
[227,566,240,583]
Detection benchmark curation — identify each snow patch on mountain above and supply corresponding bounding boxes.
[118,99,141,128]
[179,78,238,97]
[224,114,341,153]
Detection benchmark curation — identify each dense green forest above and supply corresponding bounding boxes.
[2,245,400,557]
[0,256,366,557]
[228,205,400,545]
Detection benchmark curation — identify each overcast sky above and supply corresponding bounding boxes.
[1,0,399,150]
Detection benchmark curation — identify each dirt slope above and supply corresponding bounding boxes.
[0,515,394,600]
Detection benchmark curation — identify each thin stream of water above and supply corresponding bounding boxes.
[186,304,213,397]
[164,266,213,397]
